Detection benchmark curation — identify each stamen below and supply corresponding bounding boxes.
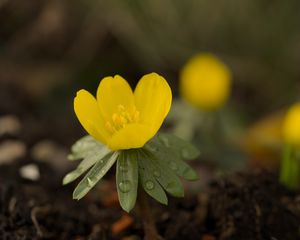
[105,105,140,133]
[119,115,127,125]
[105,122,116,133]
[125,112,133,122]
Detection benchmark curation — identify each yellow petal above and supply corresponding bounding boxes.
[74,90,110,144]
[97,75,134,119]
[134,73,172,133]
[107,124,154,150]
[283,103,300,146]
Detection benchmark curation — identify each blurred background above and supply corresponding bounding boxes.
[0,0,300,171]
[1,2,300,238]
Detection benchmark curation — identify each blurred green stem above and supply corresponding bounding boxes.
[280,144,300,189]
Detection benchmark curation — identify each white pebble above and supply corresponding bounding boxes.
[19,164,40,181]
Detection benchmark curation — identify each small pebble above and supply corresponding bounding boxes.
[31,140,69,171]
[0,115,21,136]
[0,140,26,164]
[19,164,40,181]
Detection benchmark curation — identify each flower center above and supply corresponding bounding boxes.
[105,104,140,133]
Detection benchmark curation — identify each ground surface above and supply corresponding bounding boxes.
[0,159,299,240]
[0,92,299,239]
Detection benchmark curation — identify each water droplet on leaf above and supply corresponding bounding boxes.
[87,177,93,187]
[118,180,131,193]
[145,180,154,190]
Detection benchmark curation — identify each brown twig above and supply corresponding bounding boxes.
[31,205,51,237]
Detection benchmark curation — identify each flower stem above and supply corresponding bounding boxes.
[280,144,300,189]
[137,190,161,240]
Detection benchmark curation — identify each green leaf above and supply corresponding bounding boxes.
[73,152,119,200]
[116,150,139,212]
[63,146,111,185]
[68,135,106,161]
[280,145,300,190]
[141,149,184,197]
[137,150,168,205]
[175,160,199,181]
[151,133,200,160]
[145,135,199,181]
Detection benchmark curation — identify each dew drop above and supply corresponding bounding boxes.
[87,177,93,187]
[118,180,131,193]
[153,170,161,178]
[169,161,178,171]
[145,180,155,190]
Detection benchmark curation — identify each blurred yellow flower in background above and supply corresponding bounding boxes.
[179,53,232,111]
[241,111,284,169]
[74,73,172,150]
[282,103,300,147]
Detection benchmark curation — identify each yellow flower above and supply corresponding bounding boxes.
[74,73,172,150]
[179,53,231,111]
[282,103,300,147]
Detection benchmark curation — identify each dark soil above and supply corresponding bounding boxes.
[0,160,299,240]
[207,171,300,240]
[0,88,299,240]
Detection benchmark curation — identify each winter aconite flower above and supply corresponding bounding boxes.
[280,103,300,189]
[282,103,300,147]
[64,72,199,212]
[179,53,231,111]
[74,73,172,150]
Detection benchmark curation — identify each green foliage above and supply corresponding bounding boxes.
[73,152,119,200]
[67,135,109,161]
[137,149,168,205]
[280,145,300,190]
[63,136,111,184]
[63,133,200,212]
[116,150,139,212]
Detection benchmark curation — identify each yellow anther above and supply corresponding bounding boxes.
[119,115,127,125]
[106,106,141,133]
[124,112,133,122]
[105,122,115,133]
[112,114,121,125]
[113,113,128,127]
